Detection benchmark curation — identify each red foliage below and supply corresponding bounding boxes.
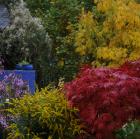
[65,60,140,139]
[119,59,140,77]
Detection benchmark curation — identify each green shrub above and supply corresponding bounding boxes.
[116,120,140,139]
[6,87,82,139]
[24,0,83,83]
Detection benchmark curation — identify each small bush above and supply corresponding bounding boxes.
[116,120,140,139]
[6,87,82,139]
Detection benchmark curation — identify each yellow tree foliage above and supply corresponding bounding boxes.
[75,10,97,55]
[75,0,140,66]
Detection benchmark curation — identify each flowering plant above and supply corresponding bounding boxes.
[0,72,29,101]
[0,70,29,133]
[65,60,140,139]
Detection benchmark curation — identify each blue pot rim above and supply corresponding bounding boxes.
[15,64,23,69]
[15,64,33,70]
[22,64,33,66]
[22,64,33,70]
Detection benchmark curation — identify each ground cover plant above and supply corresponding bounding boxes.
[116,120,140,139]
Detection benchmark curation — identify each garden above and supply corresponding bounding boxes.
[0,0,140,139]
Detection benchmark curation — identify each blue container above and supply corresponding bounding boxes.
[22,64,33,70]
[15,64,22,70]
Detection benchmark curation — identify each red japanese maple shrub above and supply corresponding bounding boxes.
[119,59,140,77]
[65,60,140,139]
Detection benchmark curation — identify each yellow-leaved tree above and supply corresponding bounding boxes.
[75,0,140,66]
[75,10,97,56]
